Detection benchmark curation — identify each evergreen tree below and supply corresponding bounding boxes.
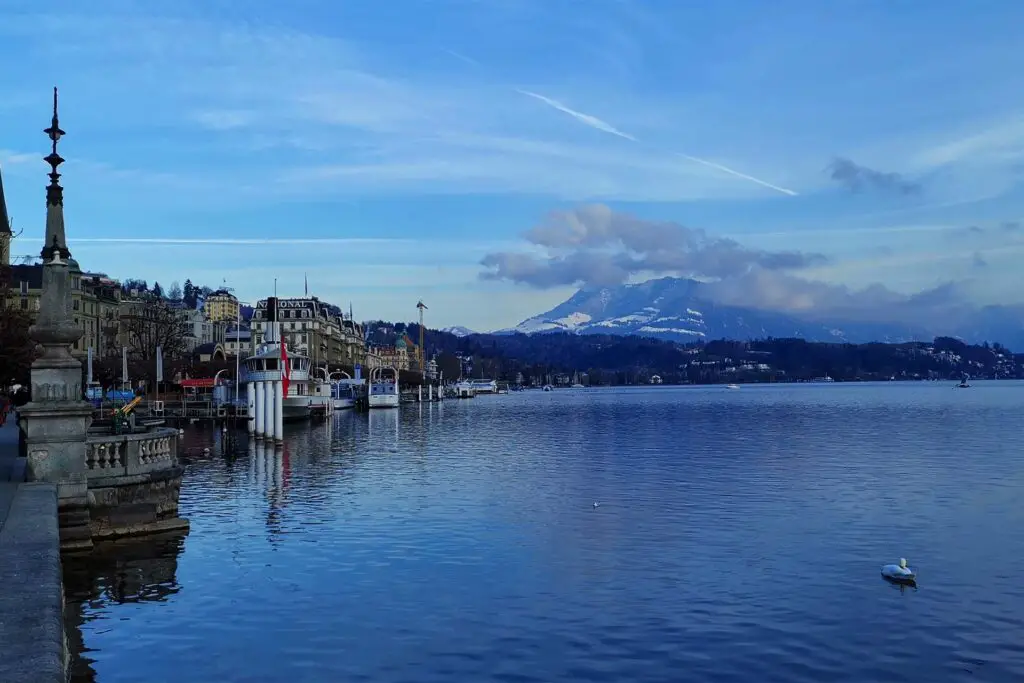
[183,279,196,308]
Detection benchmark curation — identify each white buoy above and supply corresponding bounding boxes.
[593,502,600,508]
[881,558,916,582]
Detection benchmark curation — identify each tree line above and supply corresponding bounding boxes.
[381,325,1024,385]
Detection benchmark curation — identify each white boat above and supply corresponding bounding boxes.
[542,384,553,392]
[570,371,585,389]
[726,384,740,390]
[309,369,333,416]
[470,379,497,394]
[454,380,476,399]
[241,345,313,422]
[330,372,360,410]
[368,366,400,409]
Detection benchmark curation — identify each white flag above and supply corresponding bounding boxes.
[122,347,129,384]
[87,347,94,385]
[156,345,164,383]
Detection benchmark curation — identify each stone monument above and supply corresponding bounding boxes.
[18,88,94,551]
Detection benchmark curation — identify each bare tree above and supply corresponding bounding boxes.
[122,300,190,361]
[0,265,36,389]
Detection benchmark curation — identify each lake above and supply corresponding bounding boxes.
[64,382,1024,682]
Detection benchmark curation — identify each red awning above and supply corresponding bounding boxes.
[180,378,217,388]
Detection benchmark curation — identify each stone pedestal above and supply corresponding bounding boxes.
[19,357,94,552]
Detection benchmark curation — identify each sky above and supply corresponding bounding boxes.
[1,0,1023,331]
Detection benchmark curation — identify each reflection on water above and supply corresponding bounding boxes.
[64,535,186,682]
[65,384,1024,682]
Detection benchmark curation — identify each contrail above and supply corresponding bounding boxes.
[516,89,798,197]
[674,153,798,196]
[516,90,638,142]
[439,49,799,197]
[61,237,415,245]
[441,48,481,67]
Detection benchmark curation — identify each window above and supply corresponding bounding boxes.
[19,281,27,294]
[20,298,27,310]
[73,299,79,310]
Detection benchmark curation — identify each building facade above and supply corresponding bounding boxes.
[223,324,252,358]
[251,296,367,367]
[204,289,240,323]
[375,338,411,371]
[8,262,122,358]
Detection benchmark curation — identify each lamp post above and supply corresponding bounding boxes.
[232,298,252,405]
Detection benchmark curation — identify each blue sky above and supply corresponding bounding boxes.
[1,0,1023,330]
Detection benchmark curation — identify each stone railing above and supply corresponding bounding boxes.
[84,428,179,480]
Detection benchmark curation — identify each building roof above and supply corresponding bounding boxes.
[9,264,42,289]
[0,163,10,235]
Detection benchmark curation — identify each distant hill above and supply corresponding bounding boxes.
[503,276,1024,349]
[440,325,476,337]
[395,322,1024,385]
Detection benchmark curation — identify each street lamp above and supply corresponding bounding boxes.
[231,297,253,405]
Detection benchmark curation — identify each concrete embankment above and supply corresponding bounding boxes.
[0,418,67,683]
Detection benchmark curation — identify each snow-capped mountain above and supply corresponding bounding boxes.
[440,325,477,337]
[510,277,1024,347]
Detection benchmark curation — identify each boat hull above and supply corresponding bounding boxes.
[333,398,355,410]
[368,395,399,409]
[282,398,311,422]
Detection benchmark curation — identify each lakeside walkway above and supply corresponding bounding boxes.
[0,416,66,683]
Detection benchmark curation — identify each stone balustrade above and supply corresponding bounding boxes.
[81,427,188,541]
[84,429,178,480]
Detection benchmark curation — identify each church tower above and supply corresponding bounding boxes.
[0,161,11,267]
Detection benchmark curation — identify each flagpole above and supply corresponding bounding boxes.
[234,300,241,405]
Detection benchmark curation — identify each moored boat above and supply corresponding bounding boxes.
[368,366,400,409]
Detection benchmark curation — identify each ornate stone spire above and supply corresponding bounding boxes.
[30,86,81,352]
[41,87,69,264]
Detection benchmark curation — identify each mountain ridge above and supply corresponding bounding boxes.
[502,276,1024,348]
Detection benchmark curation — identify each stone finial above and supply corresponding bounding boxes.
[30,86,81,351]
[40,87,69,264]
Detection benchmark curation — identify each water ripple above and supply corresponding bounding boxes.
[64,382,1024,682]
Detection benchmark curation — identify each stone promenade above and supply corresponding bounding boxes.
[0,417,66,683]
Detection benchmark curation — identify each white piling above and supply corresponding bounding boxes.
[428,384,433,401]
[273,380,284,444]
[265,379,275,444]
[246,382,256,434]
[418,385,422,402]
[254,381,265,437]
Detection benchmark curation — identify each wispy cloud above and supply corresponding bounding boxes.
[826,157,922,195]
[0,150,37,167]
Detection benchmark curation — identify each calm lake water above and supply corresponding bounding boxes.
[64,382,1024,682]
